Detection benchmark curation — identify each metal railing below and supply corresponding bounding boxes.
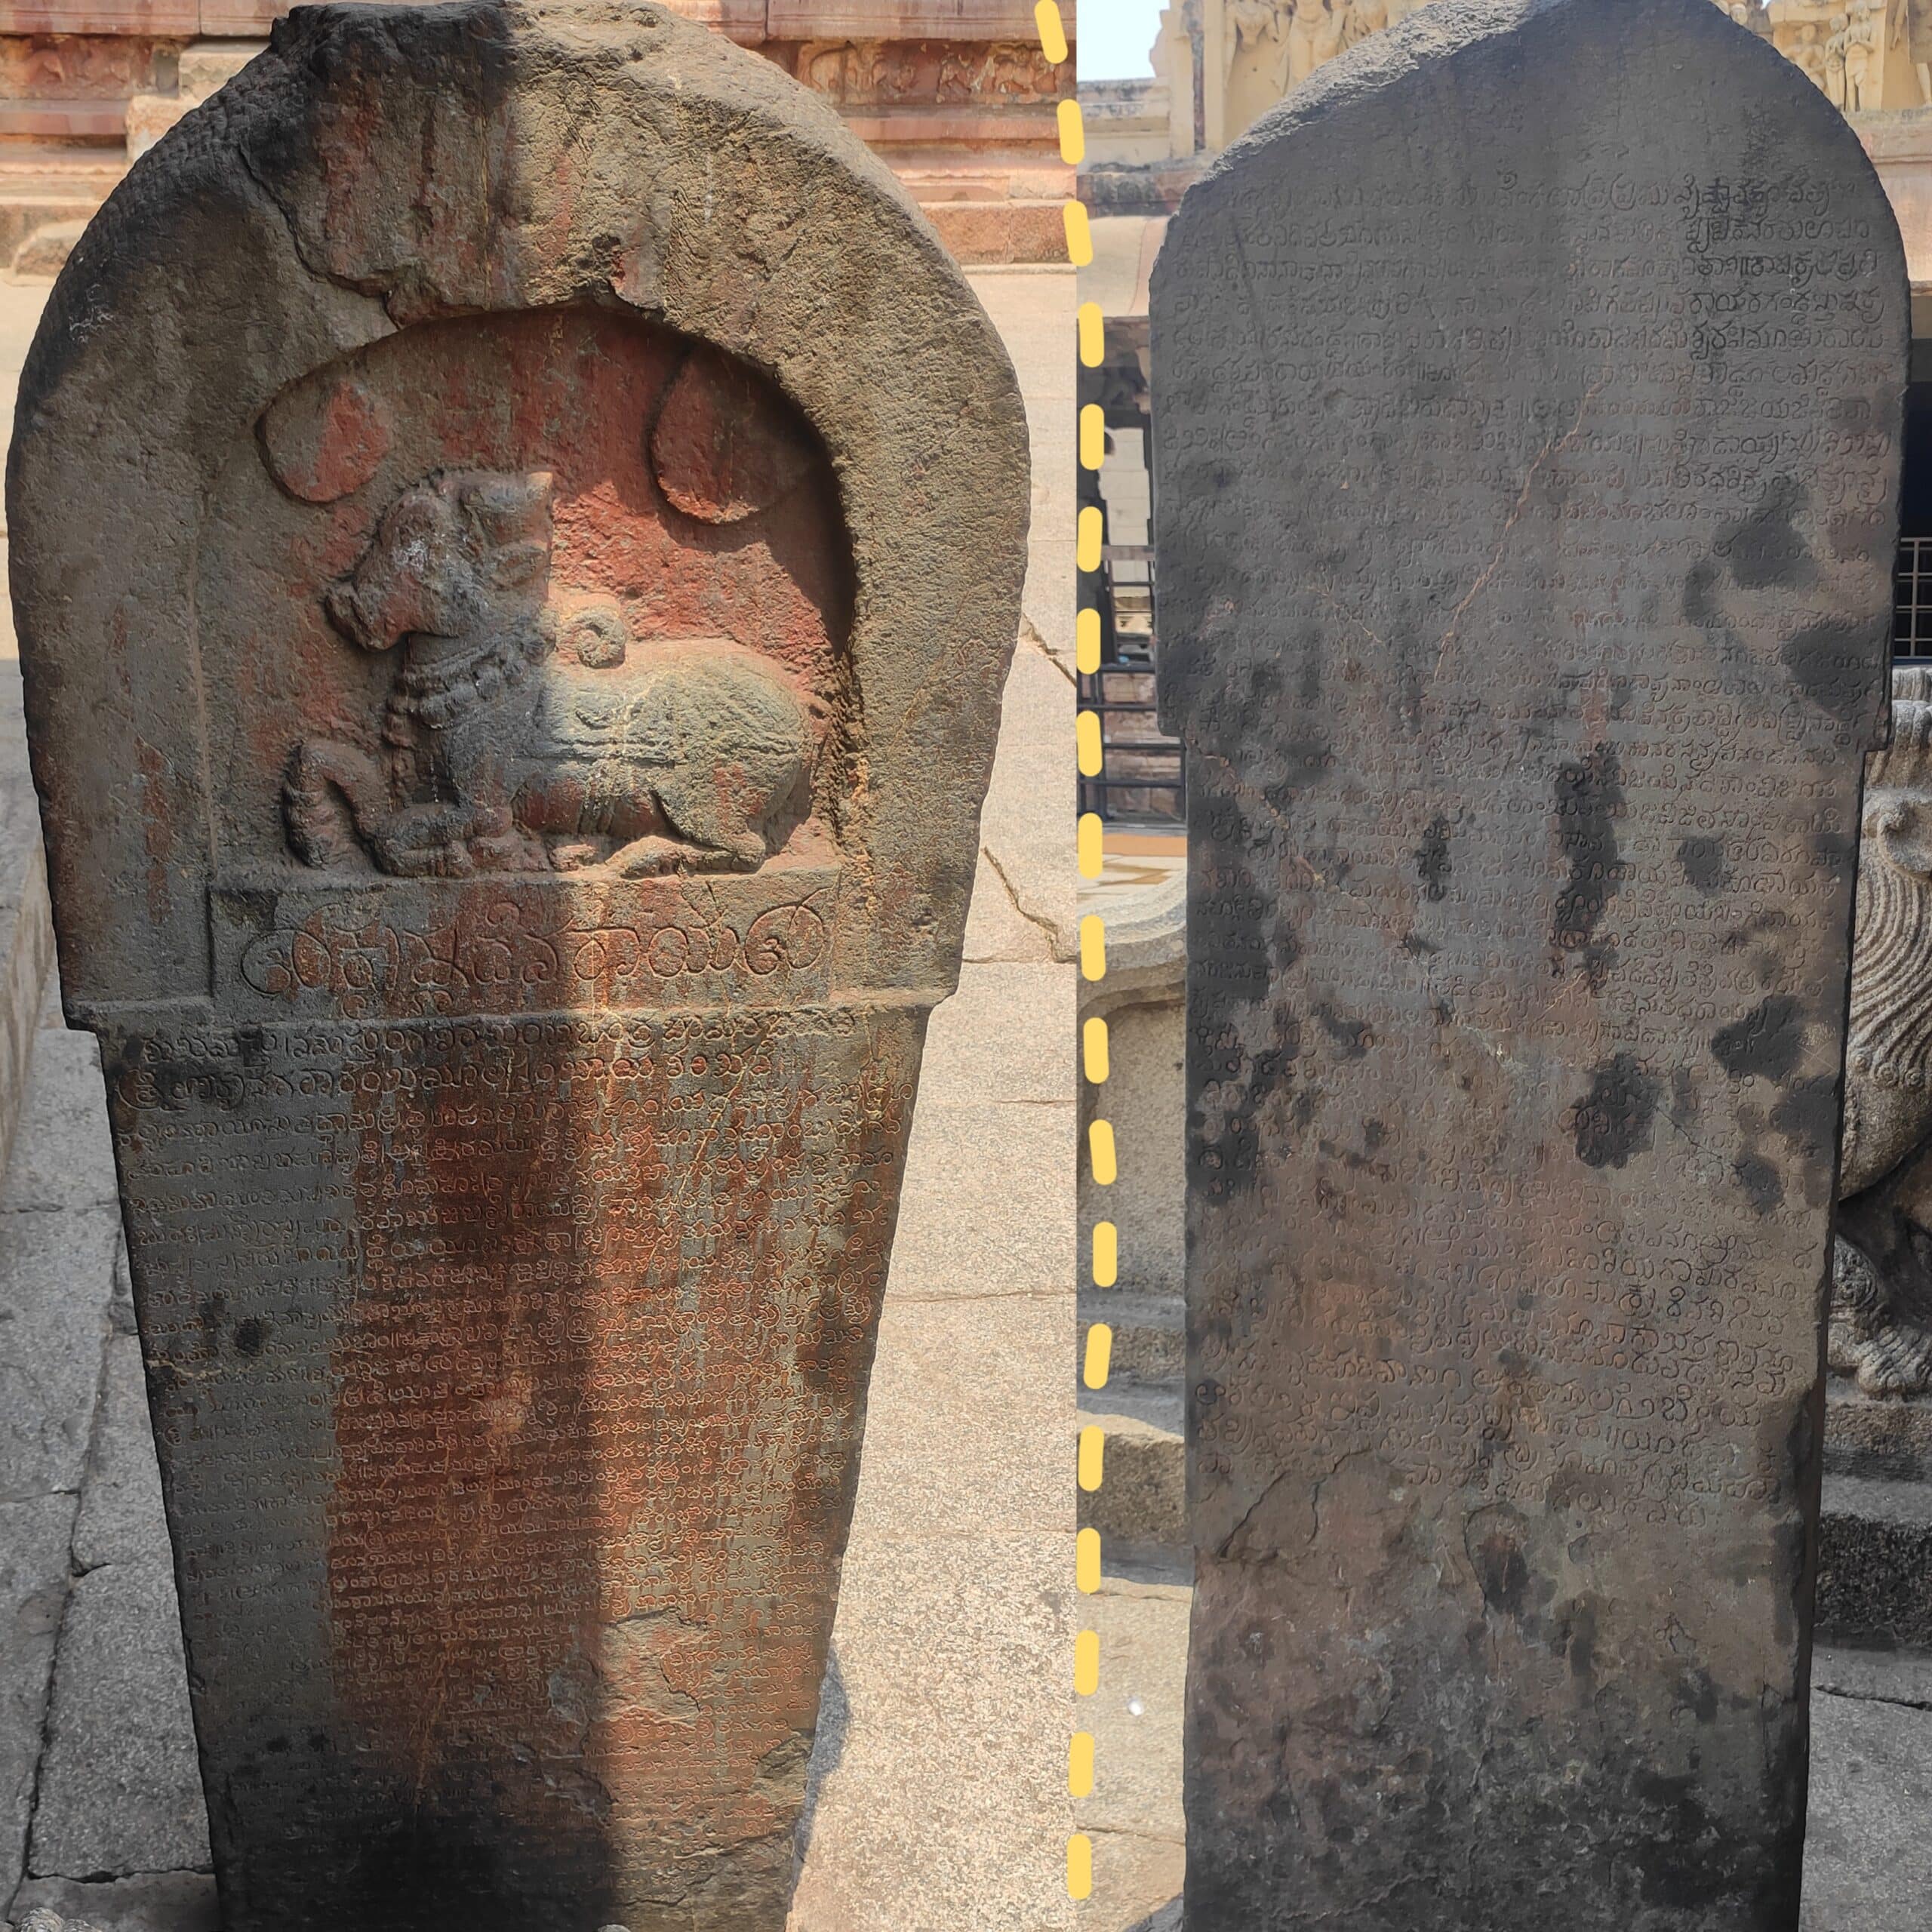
[1898,537,1932,663]
[1079,544,1186,828]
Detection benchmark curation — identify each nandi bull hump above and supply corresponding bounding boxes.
[285,468,821,881]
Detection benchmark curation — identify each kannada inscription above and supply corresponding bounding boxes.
[110,1006,918,1922]
[1154,2,1903,1924]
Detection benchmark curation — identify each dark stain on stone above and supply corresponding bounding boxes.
[1556,1596,1598,1682]
[1814,829,1857,872]
[1783,617,1882,728]
[1670,1067,1697,1129]
[1712,996,1804,1082]
[1676,835,1728,897]
[1570,1054,1659,1169]
[1734,1153,1785,1214]
[1550,743,1625,989]
[1401,931,1440,957]
[1683,558,1720,626]
[1770,1075,1839,1159]
[1312,1004,1372,1059]
[1416,815,1451,903]
[1721,909,1795,953]
[1715,476,1815,589]
[1263,734,1335,804]
[1194,807,1272,1007]
[1473,1534,1530,1618]
[235,1318,270,1358]
[197,1294,228,1362]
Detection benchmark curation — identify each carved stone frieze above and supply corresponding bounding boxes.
[1837,667,1932,1397]
[791,35,1066,104]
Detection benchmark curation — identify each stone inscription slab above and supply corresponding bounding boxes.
[10,4,1029,1927]
[110,1005,919,1919]
[1152,1,1903,1924]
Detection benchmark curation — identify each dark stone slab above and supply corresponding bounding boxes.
[1152,1,1904,1924]
[7,5,1028,1928]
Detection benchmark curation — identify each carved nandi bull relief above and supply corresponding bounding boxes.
[1836,666,1932,1395]
[285,469,820,881]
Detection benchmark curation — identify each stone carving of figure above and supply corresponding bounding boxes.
[1227,0,1285,63]
[1830,10,1854,102]
[1835,667,1932,1395]
[1779,13,1833,91]
[286,466,820,881]
[1283,0,1338,88]
[1345,2,1393,48]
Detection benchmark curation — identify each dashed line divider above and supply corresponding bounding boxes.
[1058,97,1085,165]
[1058,11,1120,1901]
[1046,11,1127,1906]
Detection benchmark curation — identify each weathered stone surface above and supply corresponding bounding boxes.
[784,1531,1073,1931]
[8,1875,218,1932]
[69,1336,168,1574]
[28,1561,211,1881]
[0,1493,78,1903]
[1152,0,1904,1922]
[8,5,1026,1928]
[0,1206,118,1501]
[2,1027,113,1216]
[1801,1693,1932,1931]
[1832,667,1932,1396]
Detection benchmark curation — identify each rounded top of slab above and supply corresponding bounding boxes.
[9,0,1030,1018]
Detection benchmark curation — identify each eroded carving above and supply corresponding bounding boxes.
[792,37,1063,104]
[1835,666,1932,1395]
[285,469,820,881]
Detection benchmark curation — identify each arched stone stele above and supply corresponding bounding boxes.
[6,5,1029,1927]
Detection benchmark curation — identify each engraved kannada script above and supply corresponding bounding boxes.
[108,1004,919,1795]
[1175,169,1887,1534]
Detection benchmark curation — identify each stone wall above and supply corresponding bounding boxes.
[0,0,1076,272]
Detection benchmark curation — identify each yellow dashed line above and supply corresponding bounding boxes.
[1082,1324,1113,1390]
[1052,13,1108,1887]
[1078,1425,1106,1491]
[1079,402,1106,471]
[1078,300,1103,368]
[1077,504,1103,571]
[1063,201,1094,266]
[1083,1017,1110,1083]
[1058,97,1085,165]
[1076,607,1102,674]
[1078,812,1104,878]
[1092,1220,1118,1286]
[1076,1528,1102,1592]
[1076,711,1103,776]
[1075,1628,1101,1694]
[1068,1831,1094,1900]
[1080,914,1107,983]
[1035,0,1069,64]
[1069,1730,1096,1798]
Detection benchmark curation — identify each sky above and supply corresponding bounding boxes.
[1081,0,1165,80]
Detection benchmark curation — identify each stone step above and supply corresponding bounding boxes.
[1080,1382,1184,1551]
[1818,1472,1932,1652]
[1814,1643,1932,1708]
[1826,1380,1932,1485]
[1082,1287,1183,1388]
